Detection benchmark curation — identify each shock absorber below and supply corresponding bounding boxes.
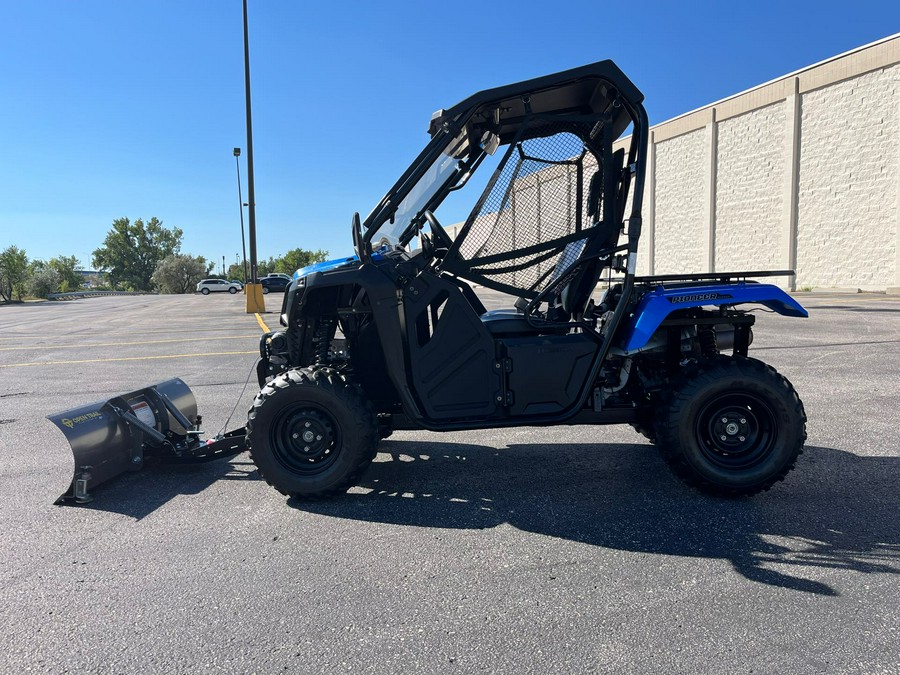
[313,318,334,364]
[698,325,718,358]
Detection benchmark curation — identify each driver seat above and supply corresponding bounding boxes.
[479,237,592,336]
[476,163,620,336]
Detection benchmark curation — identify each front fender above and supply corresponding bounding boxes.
[621,282,807,351]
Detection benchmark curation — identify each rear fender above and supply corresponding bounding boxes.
[621,283,807,351]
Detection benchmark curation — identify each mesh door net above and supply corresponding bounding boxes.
[451,122,609,296]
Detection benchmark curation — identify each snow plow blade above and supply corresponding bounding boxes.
[47,378,246,504]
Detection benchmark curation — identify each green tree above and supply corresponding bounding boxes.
[151,254,209,294]
[277,248,329,274]
[256,257,274,277]
[28,267,61,299]
[256,248,329,278]
[226,262,247,282]
[48,255,84,292]
[0,245,29,302]
[92,217,182,291]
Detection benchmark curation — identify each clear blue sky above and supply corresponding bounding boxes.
[1,1,897,270]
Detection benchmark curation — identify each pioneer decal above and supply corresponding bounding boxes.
[667,292,733,304]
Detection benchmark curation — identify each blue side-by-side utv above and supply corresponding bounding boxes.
[50,59,807,504]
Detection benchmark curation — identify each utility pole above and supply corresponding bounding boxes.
[242,0,264,312]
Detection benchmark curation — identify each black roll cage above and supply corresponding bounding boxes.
[359,60,650,357]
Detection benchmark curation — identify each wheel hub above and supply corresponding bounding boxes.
[712,411,751,446]
[272,407,338,473]
[696,394,776,469]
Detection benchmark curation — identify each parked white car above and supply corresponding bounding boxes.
[196,279,242,295]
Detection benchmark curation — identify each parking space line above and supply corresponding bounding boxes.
[256,314,271,332]
[0,326,261,341]
[0,351,258,369]
[0,335,258,352]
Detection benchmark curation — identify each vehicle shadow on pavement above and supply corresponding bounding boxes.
[290,441,900,596]
[75,458,260,519]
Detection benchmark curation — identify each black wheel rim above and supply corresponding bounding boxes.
[270,405,340,475]
[694,392,777,470]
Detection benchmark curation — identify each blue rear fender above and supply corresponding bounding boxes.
[621,282,807,352]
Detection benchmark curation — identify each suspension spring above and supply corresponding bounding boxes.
[698,325,718,358]
[314,318,334,364]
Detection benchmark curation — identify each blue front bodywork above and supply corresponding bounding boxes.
[622,282,807,351]
[293,251,392,280]
[293,256,358,279]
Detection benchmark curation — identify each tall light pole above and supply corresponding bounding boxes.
[241,0,264,312]
[233,147,248,284]
[243,0,258,285]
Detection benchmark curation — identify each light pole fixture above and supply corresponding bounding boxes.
[234,147,248,284]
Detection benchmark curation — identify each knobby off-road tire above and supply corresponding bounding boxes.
[655,356,806,497]
[247,367,378,499]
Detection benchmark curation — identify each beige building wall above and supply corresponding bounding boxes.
[644,34,900,291]
[796,64,899,289]
[715,102,786,272]
[653,128,709,274]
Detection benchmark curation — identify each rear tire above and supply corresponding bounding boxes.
[262,286,269,294]
[247,367,378,499]
[630,408,656,444]
[656,356,806,497]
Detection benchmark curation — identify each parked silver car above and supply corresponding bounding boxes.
[196,279,242,295]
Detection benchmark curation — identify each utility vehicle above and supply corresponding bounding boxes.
[49,60,807,504]
[250,60,807,499]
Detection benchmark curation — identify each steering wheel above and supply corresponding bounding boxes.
[423,210,454,254]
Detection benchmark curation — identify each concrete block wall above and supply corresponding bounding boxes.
[796,65,898,289]
[638,35,900,291]
[652,128,709,274]
[715,103,786,273]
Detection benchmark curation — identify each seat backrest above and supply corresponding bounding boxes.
[557,150,626,319]
[543,236,598,320]
[559,217,621,318]
[547,237,588,291]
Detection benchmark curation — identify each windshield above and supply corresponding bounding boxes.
[369,129,471,250]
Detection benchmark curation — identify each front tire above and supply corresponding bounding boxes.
[656,356,806,497]
[247,367,378,499]
[229,287,237,294]
[262,286,270,294]
[201,288,210,295]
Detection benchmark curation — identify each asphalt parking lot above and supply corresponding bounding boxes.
[1,289,898,674]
